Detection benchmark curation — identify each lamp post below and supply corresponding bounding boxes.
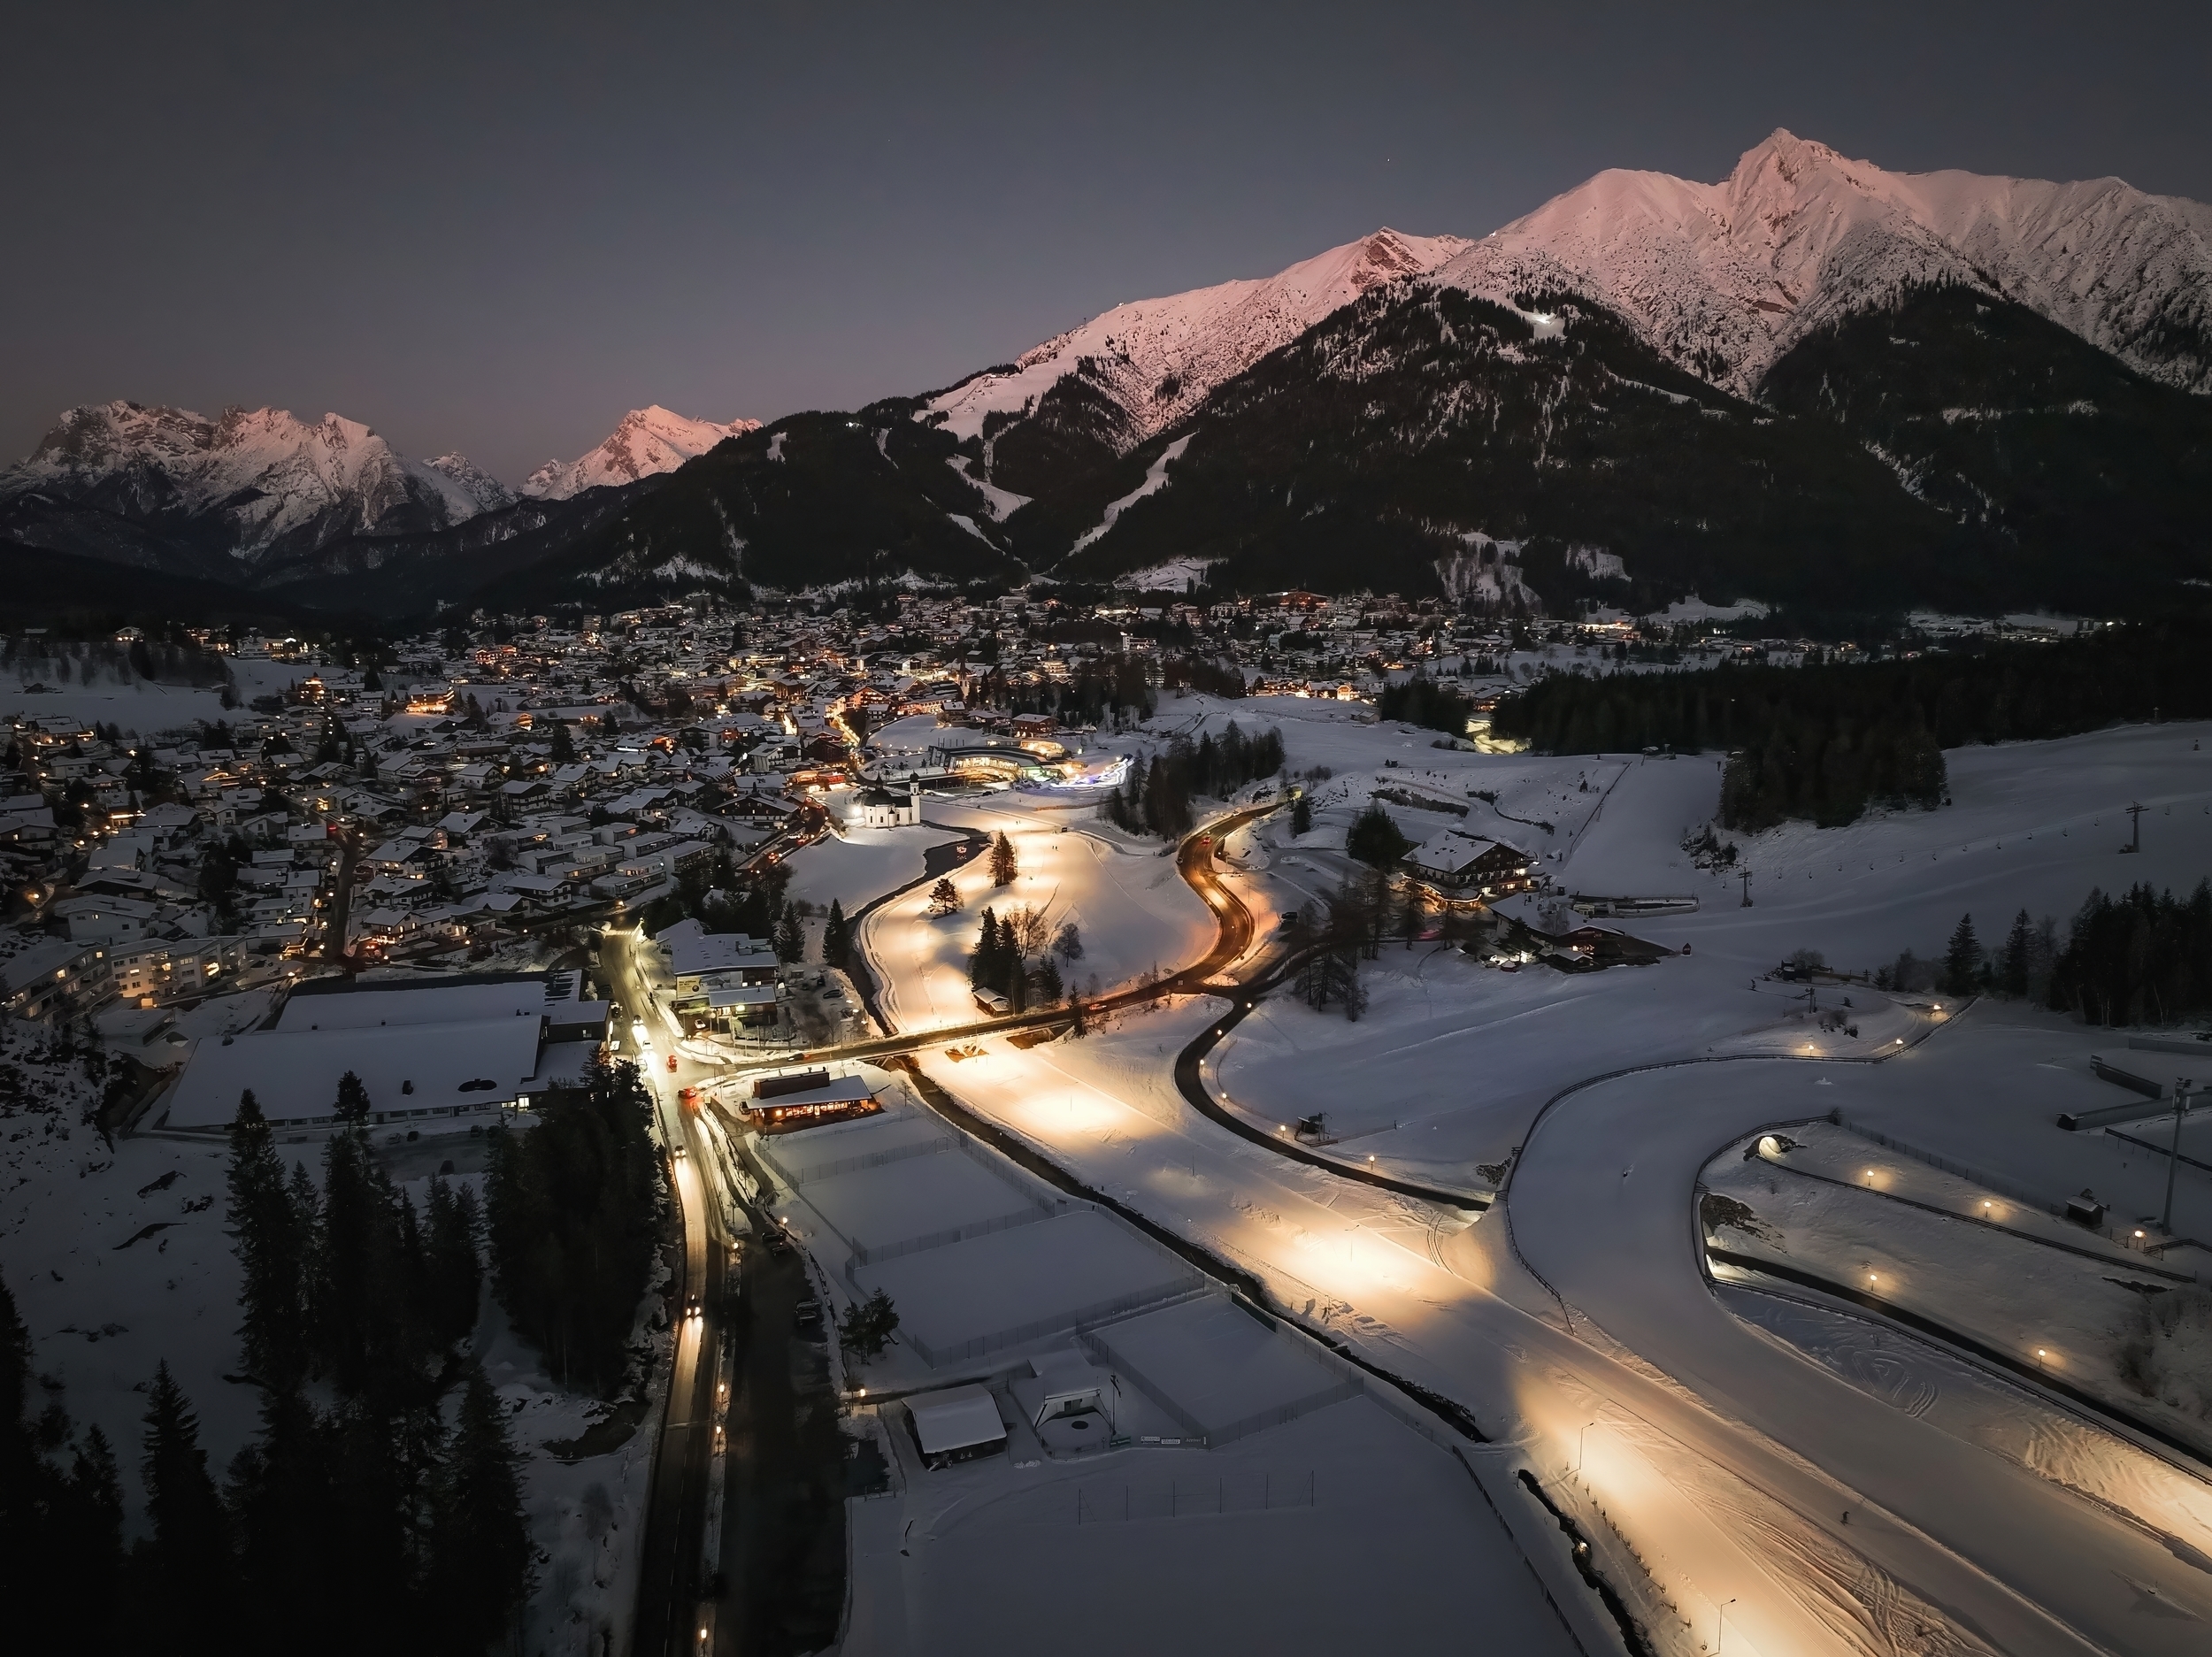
[1718,1597,1736,1653]
[2163,1080,2196,1236]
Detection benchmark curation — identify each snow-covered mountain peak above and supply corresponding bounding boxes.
[521,406,763,499]
[1436,131,2212,394]
[0,400,509,564]
[924,227,1471,454]
[419,451,519,515]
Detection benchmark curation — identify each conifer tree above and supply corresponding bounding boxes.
[1346,802,1411,869]
[313,1128,410,1400]
[772,900,804,964]
[135,1362,234,1654]
[334,1069,371,1124]
[483,1052,657,1391]
[821,898,849,968]
[227,1386,333,1649]
[989,831,1018,886]
[1,1271,129,1639]
[426,1368,532,1651]
[926,878,961,917]
[1943,913,1982,998]
[2000,908,2035,998]
[227,1091,309,1386]
[1289,791,1313,836]
[425,1175,483,1348]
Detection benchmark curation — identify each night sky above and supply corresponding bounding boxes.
[7,0,2208,484]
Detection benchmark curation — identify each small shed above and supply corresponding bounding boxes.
[1011,1351,1116,1449]
[904,1384,1007,1469]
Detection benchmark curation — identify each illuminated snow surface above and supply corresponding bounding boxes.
[845,702,2212,1655]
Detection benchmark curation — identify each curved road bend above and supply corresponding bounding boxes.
[1509,1056,2212,1655]
[1154,826,2207,1653]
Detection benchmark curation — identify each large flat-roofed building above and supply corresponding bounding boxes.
[161,970,608,1132]
[277,969,608,1044]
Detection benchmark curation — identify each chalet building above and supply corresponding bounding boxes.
[1402,828,1536,899]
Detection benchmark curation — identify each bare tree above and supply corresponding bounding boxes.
[1006,904,1053,959]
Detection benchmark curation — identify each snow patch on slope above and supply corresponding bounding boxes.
[1071,435,1193,554]
[946,455,1030,520]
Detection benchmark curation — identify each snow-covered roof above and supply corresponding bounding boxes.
[165,1016,543,1129]
[1405,829,1508,876]
[663,930,776,978]
[747,1073,872,1109]
[905,1383,1006,1456]
[275,973,556,1032]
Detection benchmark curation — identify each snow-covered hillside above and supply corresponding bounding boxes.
[1434,128,2212,395]
[521,405,762,499]
[925,229,1470,455]
[0,400,513,563]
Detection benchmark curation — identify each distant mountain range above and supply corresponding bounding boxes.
[4,129,2208,624]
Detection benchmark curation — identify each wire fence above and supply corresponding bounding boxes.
[1074,1470,1316,1523]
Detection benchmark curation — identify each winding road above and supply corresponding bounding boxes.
[633,791,2212,1656]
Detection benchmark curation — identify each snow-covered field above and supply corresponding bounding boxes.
[1,654,320,736]
[857,802,1210,1029]
[780,822,963,915]
[836,708,2212,1655]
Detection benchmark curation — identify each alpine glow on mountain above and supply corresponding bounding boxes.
[924,229,1471,496]
[521,406,764,500]
[1434,128,2212,395]
[0,401,514,572]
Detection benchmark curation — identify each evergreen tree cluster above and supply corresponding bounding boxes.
[1884,883,2212,1028]
[227,1091,482,1401]
[1,1110,531,1653]
[980,652,1156,728]
[1104,721,1286,839]
[1346,802,1414,868]
[968,905,1064,1012]
[1377,675,1474,737]
[2047,882,2212,1027]
[1494,621,2212,830]
[483,1051,662,1393]
[1160,655,1246,698]
[1285,878,1391,1021]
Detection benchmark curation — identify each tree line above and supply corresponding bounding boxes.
[1491,621,2212,830]
[1103,721,1286,839]
[1378,676,1474,737]
[1892,880,2212,1027]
